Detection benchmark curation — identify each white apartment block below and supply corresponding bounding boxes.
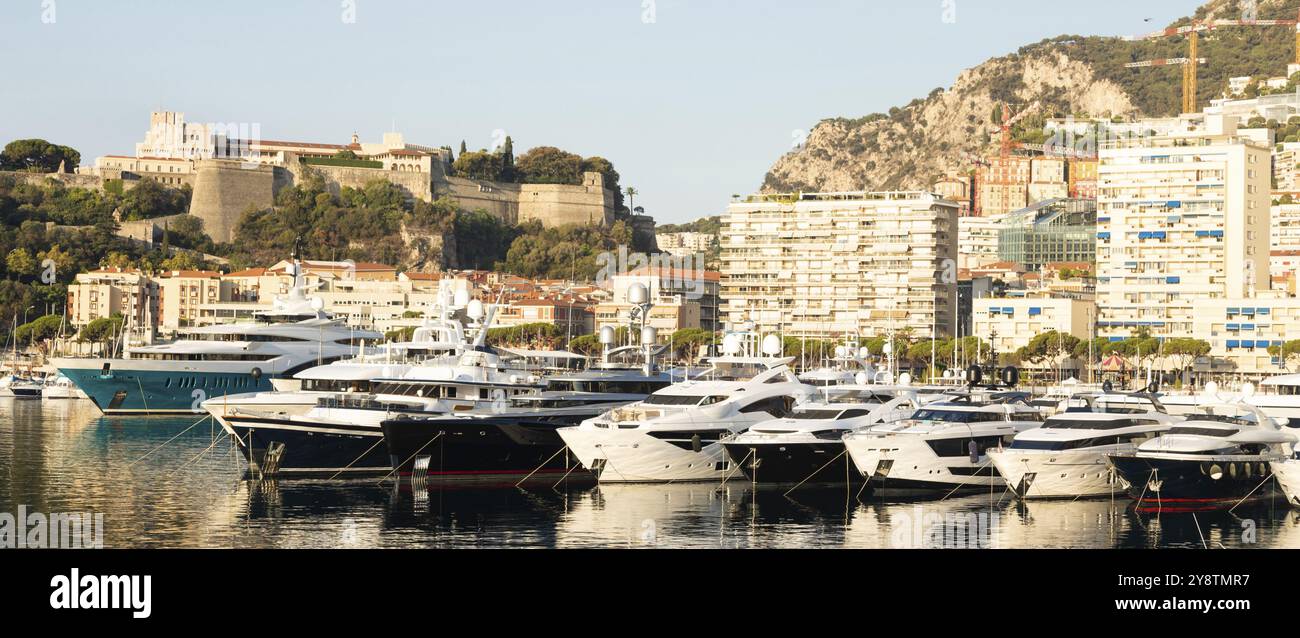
[957,214,1005,270]
[65,269,159,329]
[972,295,1093,357]
[720,191,958,339]
[1273,142,1300,193]
[655,231,715,257]
[593,268,720,335]
[1096,114,1271,342]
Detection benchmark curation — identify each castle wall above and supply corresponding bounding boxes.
[188,160,275,243]
[442,171,614,228]
[0,170,118,192]
[442,176,521,224]
[290,160,434,203]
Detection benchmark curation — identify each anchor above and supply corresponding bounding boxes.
[1014,472,1037,498]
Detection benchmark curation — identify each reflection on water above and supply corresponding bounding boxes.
[3,400,1297,548]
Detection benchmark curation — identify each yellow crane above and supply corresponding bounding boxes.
[1126,11,1300,115]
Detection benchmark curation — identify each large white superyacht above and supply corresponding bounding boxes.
[987,392,1182,499]
[843,378,1044,496]
[559,325,816,483]
[51,250,380,414]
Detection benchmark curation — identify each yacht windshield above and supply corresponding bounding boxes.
[787,410,844,420]
[643,394,707,406]
[1168,426,1238,437]
[910,409,1005,423]
[1043,418,1163,430]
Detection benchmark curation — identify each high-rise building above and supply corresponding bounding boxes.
[1096,114,1271,342]
[720,191,958,339]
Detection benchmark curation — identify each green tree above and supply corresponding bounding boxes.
[78,315,123,345]
[15,314,62,349]
[452,151,506,181]
[0,139,81,173]
[514,146,583,184]
[1268,339,1300,370]
[5,248,37,280]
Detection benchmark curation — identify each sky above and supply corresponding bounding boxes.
[0,0,1200,223]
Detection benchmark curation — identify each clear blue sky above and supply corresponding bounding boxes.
[0,0,1198,223]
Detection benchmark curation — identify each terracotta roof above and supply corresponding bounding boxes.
[161,270,222,278]
[400,272,441,280]
[224,268,268,277]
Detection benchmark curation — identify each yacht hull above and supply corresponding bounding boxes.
[224,415,390,478]
[57,365,274,414]
[721,441,857,486]
[1273,459,1300,507]
[559,425,739,483]
[988,448,1126,499]
[0,386,43,399]
[1109,455,1277,512]
[844,435,1004,496]
[381,415,592,482]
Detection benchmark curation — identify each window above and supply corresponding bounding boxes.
[739,395,795,418]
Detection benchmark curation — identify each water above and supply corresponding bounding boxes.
[4,398,1300,549]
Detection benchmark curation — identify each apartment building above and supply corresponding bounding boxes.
[65,268,159,328]
[972,294,1094,356]
[958,214,1005,270]
[721,191,958,339]
[1096,114,1271,343]
[157,270,232,329]
[593,267,720,335]
[655,231,716,257]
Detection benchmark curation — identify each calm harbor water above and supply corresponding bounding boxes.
[4,398,1299,549]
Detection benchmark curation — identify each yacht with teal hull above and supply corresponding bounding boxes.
[51,257,380,415]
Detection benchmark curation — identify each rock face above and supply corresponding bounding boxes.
[761,50,1137,195]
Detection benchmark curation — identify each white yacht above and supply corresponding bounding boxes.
[51,252,381,414]
[205,302,541,477]
[1273,452,1300,508]
[1109,393,1298,512]
[41,373,87,399]
[559,327,816,483]
[1154,375,1300,425]
[987,392,1181,499]
[201,295,472,418]
[721,385,923,485]
[0,373,43,399]
[843,389,1045,496]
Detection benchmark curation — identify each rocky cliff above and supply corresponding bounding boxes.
[762,0,1300,194]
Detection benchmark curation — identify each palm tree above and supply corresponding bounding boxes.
[624,187,638,214]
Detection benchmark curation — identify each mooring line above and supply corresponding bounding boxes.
[515,445,568,488]
[328,436,387,481]
[716,447,753,492]
[127,415,210,467]
[375,432,444,485]
[783,449,847,498]
[939,458,994,502]
[1228,471,1275,514]
[169,431,228,477]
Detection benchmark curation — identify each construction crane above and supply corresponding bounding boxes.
[1126,10,1300,114]
[1124,55,1207,114]
[971,102,1038,215]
